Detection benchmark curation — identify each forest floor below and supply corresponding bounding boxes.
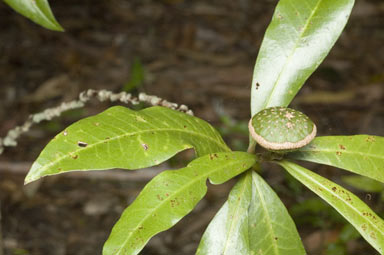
[0,0,384,254]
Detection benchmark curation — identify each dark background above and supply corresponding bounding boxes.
[0,0,383,254]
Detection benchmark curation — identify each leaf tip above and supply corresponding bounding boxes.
[24,174,39,185]
[43,21,65,32]
[24,161,44,185]
[50,23,65,32]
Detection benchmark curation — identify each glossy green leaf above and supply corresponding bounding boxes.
[196,171,252,255]
[197,171,305,255]
[4,0,63,31]
[25,106,230,184]
[342,175,383,193]
[250,0,354,115]
[288,135,384,183]
[103,151,257,255]
[279,160,384,254]
[248,171,305,255]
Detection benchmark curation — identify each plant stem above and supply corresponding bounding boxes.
[247,139,256,154]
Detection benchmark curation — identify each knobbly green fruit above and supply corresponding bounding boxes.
[249,107,316,151]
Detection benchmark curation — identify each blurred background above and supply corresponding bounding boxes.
[0,0,383,254]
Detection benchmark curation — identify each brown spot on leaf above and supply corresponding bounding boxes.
[339,144,346,150]
[142,144,149,151]
[170,198,180,207]
[336,151,342,156]
[255,82,260,90]
[209,153,219,160]
[366,136,376,142]
[71,154,78,159]
[274,237,278,241]
[370,231,376,240]
[332,187,337,192]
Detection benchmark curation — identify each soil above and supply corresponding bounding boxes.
[0,0,383,254]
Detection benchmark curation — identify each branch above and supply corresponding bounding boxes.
[0,89,193,155]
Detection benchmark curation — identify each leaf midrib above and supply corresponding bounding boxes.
[297,147,384,161]
[221,174,249,254]
[253,173,279,255]
[262,0,322,109]
[37,127,229,173]
[116,159,248,255]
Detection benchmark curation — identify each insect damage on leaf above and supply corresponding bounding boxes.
[78,141,88,147]
[142,143,149,150]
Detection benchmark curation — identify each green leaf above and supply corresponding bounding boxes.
[288,135,384,183]
[342,175,383,193]
[250,0,354,115]
[103,151,257,255]
[196,171,252,255]
[279,160,384,254]
[4,0,64,31]
[197,171,305,255]
[248,171,305,255]
[25,106,230,184]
